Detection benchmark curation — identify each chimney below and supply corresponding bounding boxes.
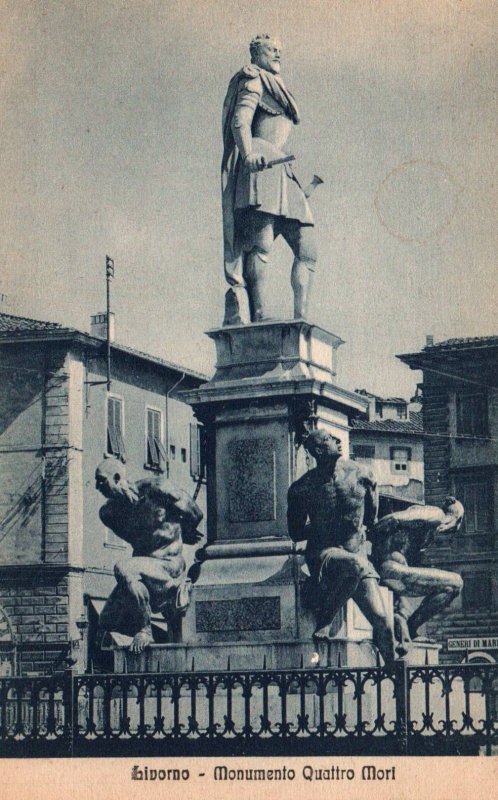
[425,335,434,347]
[355,389,376,421]
[90,311,115,342]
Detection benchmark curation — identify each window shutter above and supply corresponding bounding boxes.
[456,474,492,534]
[146,408,164,468]
[107,397,125,460]
[190,423,200,479]
[456,392,488,437]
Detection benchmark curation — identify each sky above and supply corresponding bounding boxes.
[0,0,496,398]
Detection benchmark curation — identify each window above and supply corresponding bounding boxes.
[462,573,491,612]
[396,404,408,420]
[170,445,176,460]
[456,392,488,437]
[390,446,411,473]
[190,423,207,481]
[107,396,126,461]
[181,448,187,463]
[145,408,167,471]
[0,607,15,676]
[350,444,376,460]
[454,474,493,535]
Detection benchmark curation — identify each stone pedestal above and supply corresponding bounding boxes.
[174,319,377,669]
[183,319,367,542]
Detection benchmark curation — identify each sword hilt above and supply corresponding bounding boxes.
[264,154,296,169]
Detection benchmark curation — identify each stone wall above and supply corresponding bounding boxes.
[422,370,452,507]
[0,343,72,674]
[419,351,498,663]
[0,575,69,674]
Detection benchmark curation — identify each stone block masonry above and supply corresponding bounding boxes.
[0,575,70,674]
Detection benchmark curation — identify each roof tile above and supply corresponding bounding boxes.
[0,311,62,332]
[424,335,498,350]
[351,411,423,434]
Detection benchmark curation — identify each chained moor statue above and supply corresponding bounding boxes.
[222,34,322,325]
[287,430,397,667]
[95,458,203,654]
[369,499,464,652]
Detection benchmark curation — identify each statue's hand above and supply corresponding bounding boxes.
[182,526,204,545]
[244,153,266,173]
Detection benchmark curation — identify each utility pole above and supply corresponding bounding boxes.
[105,255,114,392]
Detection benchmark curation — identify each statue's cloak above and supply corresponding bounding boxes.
[221,65,301,287]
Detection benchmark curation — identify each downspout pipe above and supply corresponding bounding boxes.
[165,371,186,478]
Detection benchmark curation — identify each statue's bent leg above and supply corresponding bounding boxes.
[354,578,396,667]
[239,211,275,321]
[379,559,417,651]
[99,584,131,635]
[113,556,178,653]
[313,548,364,640]
[281,221,317,319]
[405,568,463,640]
[393,595,413,654]
[380,560,463,641]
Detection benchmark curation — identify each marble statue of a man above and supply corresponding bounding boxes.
[287,430,397,667]
[369,498,464,652]
[222,34,318,325]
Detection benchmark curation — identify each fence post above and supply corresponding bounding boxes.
[394,661,408,755]
[63,668,76,757]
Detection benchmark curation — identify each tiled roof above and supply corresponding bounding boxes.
[0,311,63,332]
[382,397,406,404]
[355,389,407,405]
[351,411,423,434]
[0,312,208,382]
[114,342,208,382]
[424,335,498,350]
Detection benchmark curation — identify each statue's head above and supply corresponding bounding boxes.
[304,430,343,462]
[95,457,128,499]
[442,496,465,531]
[249,34,282,75]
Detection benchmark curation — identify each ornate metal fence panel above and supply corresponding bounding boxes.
[0,674,70,756]
[72,666,402,756]
[407,663,498,755]
[1,663,497,756]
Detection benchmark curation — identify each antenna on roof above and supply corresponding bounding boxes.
[105,256,114,392]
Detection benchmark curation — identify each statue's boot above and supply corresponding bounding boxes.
[291,258,313,319]
[244,251,270,321]
[223,286,251,326]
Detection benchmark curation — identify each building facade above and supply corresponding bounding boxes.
[350,390,424,516]
[0,312,207,675]
[399,336,498,663]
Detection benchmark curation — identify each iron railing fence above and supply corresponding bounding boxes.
[1,662,497,757]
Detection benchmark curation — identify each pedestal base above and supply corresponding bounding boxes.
[109,633,439,673]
